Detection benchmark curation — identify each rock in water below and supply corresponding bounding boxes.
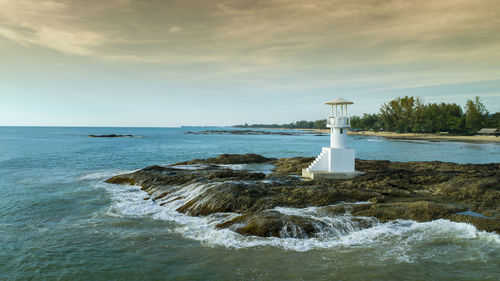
[105,154,500,237]
[88,134,135,138]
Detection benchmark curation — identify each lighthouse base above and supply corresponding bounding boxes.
[302,147,358,179]
[301,169,364,180]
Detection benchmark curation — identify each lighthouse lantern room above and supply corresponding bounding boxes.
[302,98,357,179]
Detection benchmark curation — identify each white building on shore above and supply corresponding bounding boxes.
[302,98,358,179]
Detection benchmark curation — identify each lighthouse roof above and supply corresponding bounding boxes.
[325,97,354,105]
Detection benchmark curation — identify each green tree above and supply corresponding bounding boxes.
[313,119,327,129]
[349,114,381,131]
[380,96,420,133]
[483,112,500,129]
[350,116,362,130]
[235,95,496,134]
[465,96,488,133]
[411,98,425,133]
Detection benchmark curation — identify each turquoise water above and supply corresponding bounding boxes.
[0,127,499,280]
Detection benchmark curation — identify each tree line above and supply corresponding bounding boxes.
[235,119,327,130]
[354,96,497,134]
[235,96,499,134]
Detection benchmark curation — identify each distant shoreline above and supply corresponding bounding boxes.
[348,131,500,143]
[238,127,500,143]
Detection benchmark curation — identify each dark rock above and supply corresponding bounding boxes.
[89,134,135,138]
[349,201,468,222]
[448,214,500,233]
[206,170,266,180]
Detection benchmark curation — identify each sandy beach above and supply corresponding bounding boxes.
[249,127,500,143]
[348,131,500,143]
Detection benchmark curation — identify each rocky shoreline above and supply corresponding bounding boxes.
[105,154,500,237]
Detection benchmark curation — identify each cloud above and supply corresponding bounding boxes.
[0,0,499,91]
[0,0,130,57]
[169,26,182,33]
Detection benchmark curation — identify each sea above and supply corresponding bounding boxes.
[0,126,499,281]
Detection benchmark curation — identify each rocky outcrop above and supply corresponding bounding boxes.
[89,134,135,138]
[105,154,500,237]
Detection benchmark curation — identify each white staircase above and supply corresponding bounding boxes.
[306,149,328,172]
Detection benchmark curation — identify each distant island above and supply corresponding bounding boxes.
[185,130,326,136]
[88,134,135,138]
[235,96,499,135]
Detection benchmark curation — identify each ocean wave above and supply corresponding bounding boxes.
[94,181,500,258]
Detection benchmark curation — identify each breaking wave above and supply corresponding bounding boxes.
[94,178,500,257]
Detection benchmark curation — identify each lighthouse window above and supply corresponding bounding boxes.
[340,128,343,134]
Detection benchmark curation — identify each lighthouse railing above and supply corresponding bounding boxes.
[327,116,350,127]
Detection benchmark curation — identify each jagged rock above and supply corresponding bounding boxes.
[105,154,500,237]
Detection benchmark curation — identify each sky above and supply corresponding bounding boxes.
[0,0,499,127]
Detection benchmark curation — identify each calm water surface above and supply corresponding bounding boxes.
[0,127,499,280]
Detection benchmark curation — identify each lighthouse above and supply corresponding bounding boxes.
[302,98,356,179]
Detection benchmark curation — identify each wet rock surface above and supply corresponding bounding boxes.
[105,154,500,237]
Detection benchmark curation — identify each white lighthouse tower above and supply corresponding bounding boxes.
[302,98,356,179]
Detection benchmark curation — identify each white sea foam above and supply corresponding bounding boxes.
[80,169,138,180]
[218,163,275,173]
[94,180,500,256]
[172,164,207,170]
[273,202,371,217]
[218,164,247,170]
